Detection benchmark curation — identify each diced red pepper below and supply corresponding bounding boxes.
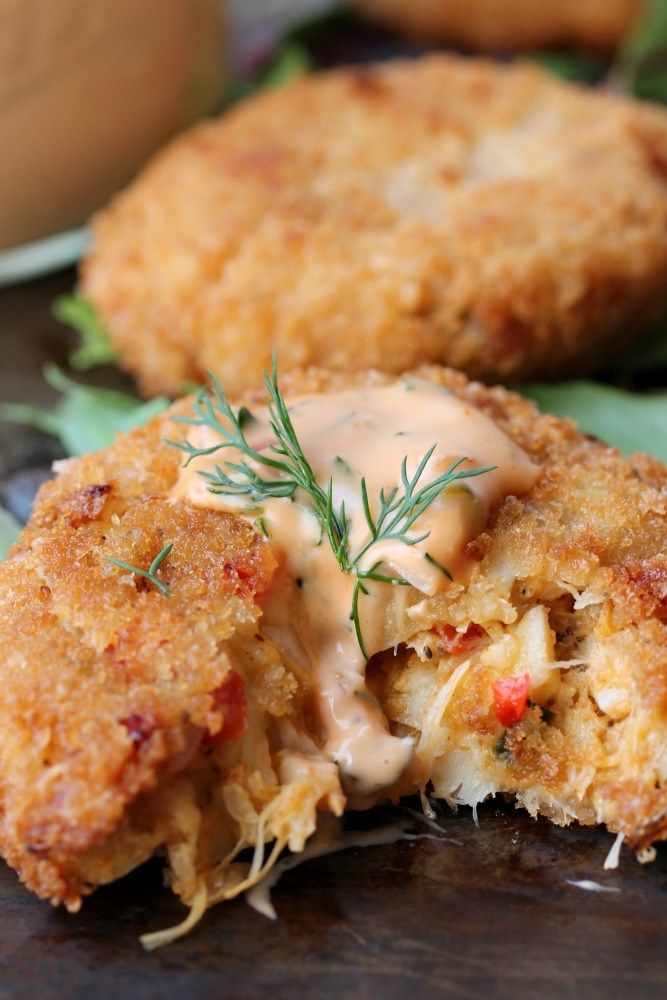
[209,671,247,740]
[492,672,531,728]
[436,622,486,655]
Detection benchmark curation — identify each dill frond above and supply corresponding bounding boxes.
[106,542,173,597]
[169,363,495,653]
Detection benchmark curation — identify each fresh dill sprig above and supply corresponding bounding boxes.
[169,362,494,654]
[352,451,490,567]
[423,551,453,581]
[106,542,173,597]
[169,360,351,569]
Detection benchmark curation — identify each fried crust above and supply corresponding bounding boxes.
[258,368,667,849]
[352,1,644,52]
[1,366,666,908]
[81,55,667,397]
[0,408,275,909]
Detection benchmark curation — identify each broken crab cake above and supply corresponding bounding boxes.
[81,55,667,397]
[352,1,644,53]
[0,366,665,938]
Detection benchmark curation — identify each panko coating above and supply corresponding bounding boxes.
[81,56,667,398]
[0,366,665,924]
[352,1,645,53]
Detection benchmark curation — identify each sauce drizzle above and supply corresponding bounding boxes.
[172,377,538,796]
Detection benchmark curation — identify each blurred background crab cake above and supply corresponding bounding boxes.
[81,55,667,398]
[350,0,645,53]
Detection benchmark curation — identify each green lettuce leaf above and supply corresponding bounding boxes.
[227,39,312,105]
[528,50,607,84]
[261,41,311,89]
[528,0,667,102]
[0,366,169,456]
[621,0,667,102]
[520,381,667,462]
[53,294,118,371]
[0,505,20,560]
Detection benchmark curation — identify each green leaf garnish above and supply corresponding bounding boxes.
[529,50,607,84]
[225,39,312,106]
[261,41,311,89]
[0,365,169,456]
[0,506,20,560]
[170,361,494,656]
[106,542,173,597]
[53,294,117,371]
[528,0,667,102]
[617,0,667,101]
[520,381,667,462]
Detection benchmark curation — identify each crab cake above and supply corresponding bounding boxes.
[0,366,665,935]
[81,56,667,398]
[352,1,644,53]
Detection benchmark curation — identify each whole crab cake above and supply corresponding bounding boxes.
[81,55,667,398]
[0,365,665,941]
[352,1,645,53]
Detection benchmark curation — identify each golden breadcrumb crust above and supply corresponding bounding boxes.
[81,55,667,398]
[0,366,665,911]
[0,412,275,909]
[352,0,644,52]
[279,369,667,850]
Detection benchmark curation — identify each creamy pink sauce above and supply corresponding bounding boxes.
[171,378,538,796]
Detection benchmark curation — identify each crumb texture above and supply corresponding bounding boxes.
[82,55,667,396]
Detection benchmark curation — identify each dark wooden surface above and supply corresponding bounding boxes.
[1,272,666,1000]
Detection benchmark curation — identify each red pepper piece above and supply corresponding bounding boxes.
[209,671,247,740]
[436,622,486,655]
[492,672,531,727]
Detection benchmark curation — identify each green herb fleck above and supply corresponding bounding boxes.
[493,732,511,761]
[254,516,270,539]
[540,704,556,725]
[334,455,352,475]
[424,552,453,581]
[237,406,256,430]
[106,542,173,597]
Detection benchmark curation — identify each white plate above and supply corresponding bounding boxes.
[0,227,90,288]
